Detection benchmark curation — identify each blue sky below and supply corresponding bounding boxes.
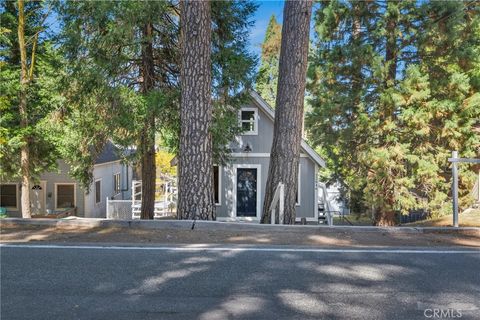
[248,1,318,60]
[249,1,285,57]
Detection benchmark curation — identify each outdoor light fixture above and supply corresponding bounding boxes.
[243,143,252,153]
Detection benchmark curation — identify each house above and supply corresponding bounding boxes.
[318,181,351,216]
[0,142,133,218]
[213,90,326,222]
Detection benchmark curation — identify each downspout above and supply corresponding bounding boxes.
[120,163,130,199]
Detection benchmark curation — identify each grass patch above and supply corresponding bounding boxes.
[406,209,480,227]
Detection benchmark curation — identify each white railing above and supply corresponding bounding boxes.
[269,182,285,224]
[106,177,177,220]
[106,199,132,220]
[318,182,334,226]
[132,179,177,218]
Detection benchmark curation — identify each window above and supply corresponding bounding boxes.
[95,179,101,204]
[113,173,121,194]
[0,184,18,208]
[239,108,258,135]
[213,166,221,205]
[56,184,75,209]
[296,164,301,206]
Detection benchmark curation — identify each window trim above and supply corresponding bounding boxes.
[94,178,102,205]
[213,165,222,206]
[113,172,121,196]
[0,183,19,210]
[54,183,76,210]
[239,107,258,135]
[296,164,301,206]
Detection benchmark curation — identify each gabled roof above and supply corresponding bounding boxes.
[94,141,121,165]
[248,90,326,168]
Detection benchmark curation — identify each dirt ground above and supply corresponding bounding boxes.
[1,223,479,248]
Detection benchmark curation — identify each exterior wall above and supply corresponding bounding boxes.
[231,103,274,154]
[1,160,85,217]
[1,161,132,219]
[216,156,317,220]
[298,157,317,219]
[41,161,86,217]
[84,161,132,218]
[216,100,319,221]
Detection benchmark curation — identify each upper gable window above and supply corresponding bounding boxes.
[239,108,258,135]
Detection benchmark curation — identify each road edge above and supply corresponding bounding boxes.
[1,218,479,236]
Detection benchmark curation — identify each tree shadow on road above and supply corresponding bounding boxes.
[1,226,480,320]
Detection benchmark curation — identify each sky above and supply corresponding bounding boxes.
[248,1,319,62]
[248,1,285,57]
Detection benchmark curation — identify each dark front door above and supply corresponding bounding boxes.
[236,168,257,217]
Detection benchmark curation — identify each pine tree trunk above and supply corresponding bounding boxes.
[140,22,156,220]
[20,127,31,219]
[374,1,398,226]
[261,0,312,224]
[18,0,31,219]
[177,0,214,220]
[385,9,397,87]
[374,209,396,227]
[139,125,156,220]
[351,3,363,104]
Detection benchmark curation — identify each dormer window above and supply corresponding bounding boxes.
[239,108,258,135]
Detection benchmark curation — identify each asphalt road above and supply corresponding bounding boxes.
[1,244,479,320]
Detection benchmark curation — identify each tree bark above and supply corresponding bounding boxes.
[374,0,398,226]
[351,3,363,103]
[261,0,312,224]
[374,209,396,226]
[177,0,215,220]
[17,0,31,218]
[139,22,157,220]
[385,7,397,87]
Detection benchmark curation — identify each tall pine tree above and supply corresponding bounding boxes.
[307,0,479,225]
[177,0,214,220]
[58,1,179,219]
[0,0,63,218]
[262,0,313,224]
[256,14,281,107]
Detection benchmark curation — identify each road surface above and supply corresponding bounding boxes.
[1,244,479,319]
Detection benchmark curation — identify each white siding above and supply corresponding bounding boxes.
[85,161,132,218]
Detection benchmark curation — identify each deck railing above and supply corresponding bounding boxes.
[131,179,176,218]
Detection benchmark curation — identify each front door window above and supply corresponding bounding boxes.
[236,168,257,217]
[30,183,45,215]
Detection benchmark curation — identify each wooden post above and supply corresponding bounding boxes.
[452,151,459,228]
[269,182,285,224]
[477,170,480,204]
[279,183,284,224]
